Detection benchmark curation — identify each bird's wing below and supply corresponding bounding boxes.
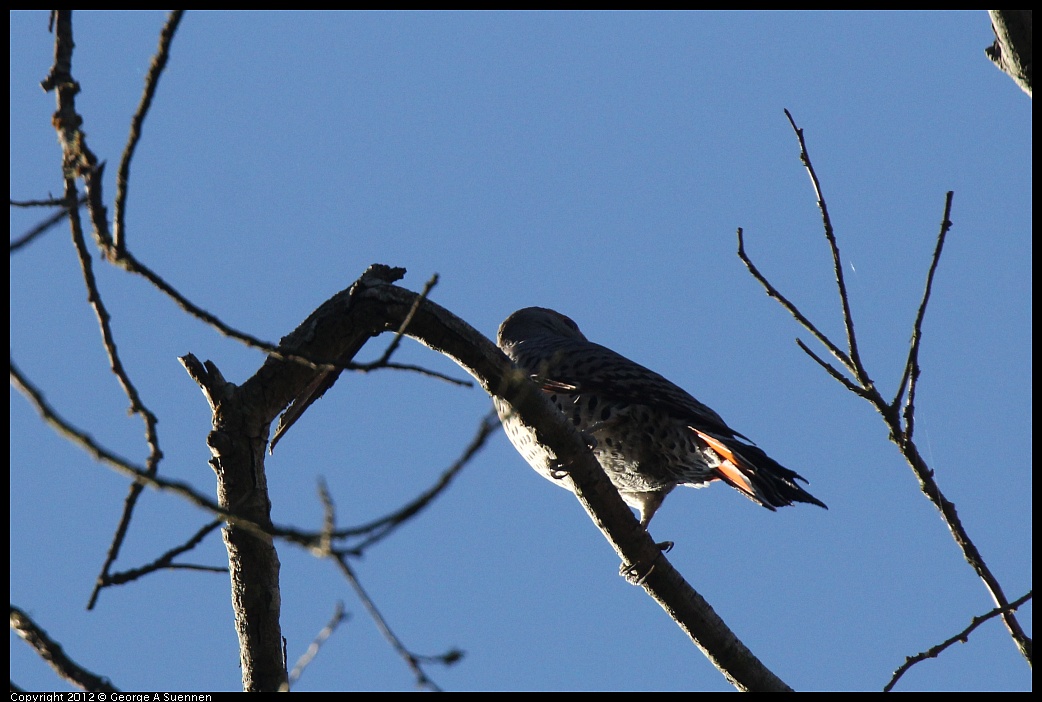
[528,339,750,442]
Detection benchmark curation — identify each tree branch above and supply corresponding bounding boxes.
[313,485,458,691]
[112,10,185,254]
[737,226,857,378]
[739,112,1032,673]
[893,192,953,442]
[985,10,1032,97]
[222,263,794,691]
[885,590,1033,691]
[783,108,875,392]
[332,411,500,554]
[286,602,350,690]
[10,606,120,693]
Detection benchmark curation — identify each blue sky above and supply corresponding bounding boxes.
[10,11,1031,692]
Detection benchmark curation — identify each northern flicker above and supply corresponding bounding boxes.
[495,307,826,527]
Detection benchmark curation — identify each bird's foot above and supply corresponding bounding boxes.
[619,541,673,585]
[547,460,571,480]
[547,431,598,479]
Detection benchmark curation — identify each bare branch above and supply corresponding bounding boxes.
[37,21,464,444]
[96,520,226,588]
[885,591,1033,692]
[737,226,855,376]
[41,10,169,616]
[893,192,954,442]
[741,114,1032,669]
[795,338,869,397]
[783,109,875,392]
[9,195,86,252]
[10,606,120,693]
[985,11,1033,97]
[332,554,458,691]
[286,602,350,690]
[333,411,499,552]
[237,265,794,691]
[308,482,458,690]
[38,11,359,386]
[11,357,280,544]
[15,347,452,564]
[40,12,112,254]
[895,440,1033,663]
[10,196,70,207]
[112,10,184,254]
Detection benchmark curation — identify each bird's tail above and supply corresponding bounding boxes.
[692,428,827,510]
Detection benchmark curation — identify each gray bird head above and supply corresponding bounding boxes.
[498,307,588,347]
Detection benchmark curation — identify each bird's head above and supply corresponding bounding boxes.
[498,307,588,347]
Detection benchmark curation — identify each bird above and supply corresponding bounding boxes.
[494,307,826,528]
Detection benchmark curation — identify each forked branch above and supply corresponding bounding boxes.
[236,264,794,691]
[737,112,1031,681]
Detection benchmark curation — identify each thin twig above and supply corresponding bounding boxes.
[333,412,499,551]
[896,439,1032,662]
[740,112,1032,668]
[316,478,337,557]
[893,192,954,443]
[97,520,226,588]
[9,196,87,252]
[112,10,184,255]
[286,602,350,689]
[62,171,166,611]
[10,606,120,693]
[309,459,461,690]
[310,476,463,689]
[10,196,70,207]
[332,554,460,691]
[123,250,333,365]
[65,187,162,460]
[737,227,856,376]
[794,338,870,397]
[64,177,165,610]
[885,590,1033,692]
[346,274,474,386]
[304,443,464,687]
[350,360,473,386]
[11,358,276,543]
[783,109,873,391]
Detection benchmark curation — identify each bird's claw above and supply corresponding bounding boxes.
[548,460,570,480]
[548,431,598,479]
[619,541,672,585]
[620,558,656,585]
